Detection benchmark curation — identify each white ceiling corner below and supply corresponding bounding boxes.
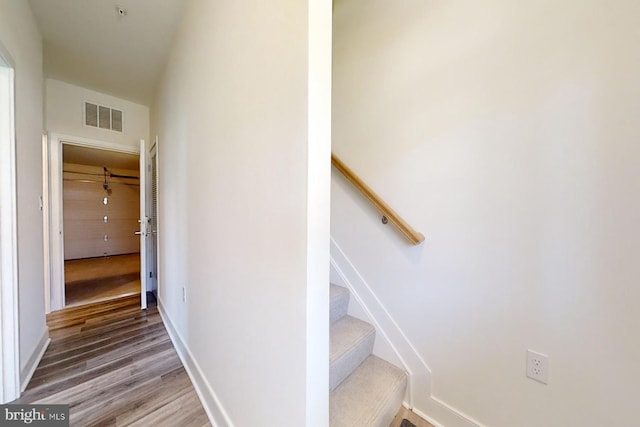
[28,0,186,106]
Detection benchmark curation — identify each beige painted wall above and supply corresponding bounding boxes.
[332,1,640,426]
[151,0,331,425]
[0,0,46,382]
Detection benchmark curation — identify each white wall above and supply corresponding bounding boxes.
[332,1,640,426]
[151,0,330,425]
[46,78,149,148]
[0,0,46,385]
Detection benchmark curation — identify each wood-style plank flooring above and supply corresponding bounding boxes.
[15,294,210,427]
[65,254,141,307]
[390,406,436,427]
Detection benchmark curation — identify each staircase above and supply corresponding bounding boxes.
[329,284,407,427]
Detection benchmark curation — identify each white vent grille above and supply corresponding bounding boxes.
[111,109,123,132]
[98,105,110,129]
[85,102,98,127]
[84,101,124,133]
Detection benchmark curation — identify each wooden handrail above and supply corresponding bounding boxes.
[331,153,425,245]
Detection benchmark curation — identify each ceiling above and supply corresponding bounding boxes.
[28,0,186,106]
[63,144,139,171]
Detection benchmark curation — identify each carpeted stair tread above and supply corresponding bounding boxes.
[330,315,375,391]
[330,355,407,427]
[330,284,349,324]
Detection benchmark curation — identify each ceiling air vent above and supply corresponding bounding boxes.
[84,102,123,133]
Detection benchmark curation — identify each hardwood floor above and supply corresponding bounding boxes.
[18,291,432,427]
[15,295,210,427]
[390,406,436,427]
[65,254,141,307]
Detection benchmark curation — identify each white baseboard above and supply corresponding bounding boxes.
[20,328,50,392]
[418,397,485,427]
[330,237,483,427]
[157,299,234,427]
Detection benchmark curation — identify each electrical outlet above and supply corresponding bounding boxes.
[182,287,186,303]
[527,350,549,384]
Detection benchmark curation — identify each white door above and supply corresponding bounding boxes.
[138,139,149,309]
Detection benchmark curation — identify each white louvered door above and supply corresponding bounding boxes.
[148,142,158,299]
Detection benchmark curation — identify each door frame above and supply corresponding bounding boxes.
[45,133,141,312]
[0,43,19,404]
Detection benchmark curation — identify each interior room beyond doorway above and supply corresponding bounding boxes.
[62,144,141,307]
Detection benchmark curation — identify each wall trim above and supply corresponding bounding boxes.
[42,132,51,314]
[51,133,140,155]
[20,328,50,392]
[330,237,483,427]
[158,299,233,427]
[419,396,485,427]
[0,47,19,403]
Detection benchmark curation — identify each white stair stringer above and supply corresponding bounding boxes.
[329,284,407,427]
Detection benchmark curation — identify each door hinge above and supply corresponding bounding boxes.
[149,271,153,278]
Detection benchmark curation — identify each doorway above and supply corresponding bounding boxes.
[46,135,148,312]
[61,144,141,307]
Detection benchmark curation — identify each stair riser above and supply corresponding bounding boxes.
[329,355,408,427]
[330,289,349,324]
[329,283,408,427]
[330,330,374,391]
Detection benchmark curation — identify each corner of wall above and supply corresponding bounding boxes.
[20,327,50,392]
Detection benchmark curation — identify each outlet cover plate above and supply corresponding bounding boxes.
[527,350,549,384]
